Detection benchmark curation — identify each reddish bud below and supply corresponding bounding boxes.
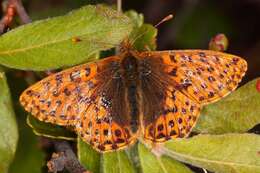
[256,79,260,93]
[209,33,229,52]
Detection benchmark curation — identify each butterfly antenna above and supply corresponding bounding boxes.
[154,14,174,28]
[129,14,174,48]
[117,0,122,14]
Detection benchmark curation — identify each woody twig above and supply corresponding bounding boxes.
[47,141,91,173]
[0,0,31,34]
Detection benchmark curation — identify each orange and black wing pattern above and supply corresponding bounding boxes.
[20,56,138,152]
[138,50,247,142]
[20,48,247,152]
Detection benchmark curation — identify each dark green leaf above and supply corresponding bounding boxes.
[27,114,76,140]
[9,116,45,173]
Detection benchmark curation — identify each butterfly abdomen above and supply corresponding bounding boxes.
[127,85,139,133]
[121,56,140,133]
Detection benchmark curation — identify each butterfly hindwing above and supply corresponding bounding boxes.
[143,89,201,142]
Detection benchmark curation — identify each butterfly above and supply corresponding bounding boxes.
[19,39,247,152]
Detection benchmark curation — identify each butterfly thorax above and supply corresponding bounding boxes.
[121,55,139,84]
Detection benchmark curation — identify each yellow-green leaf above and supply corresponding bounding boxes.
[0,5,132,71]
[102,150,136,173]
[78,138,101,173]
[195,78,260,134]
[78,138,136,173]
[138,143,193,173]
[163,134,260,173]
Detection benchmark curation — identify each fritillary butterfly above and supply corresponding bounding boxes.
[20,42,247,152]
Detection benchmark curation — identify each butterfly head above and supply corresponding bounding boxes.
[119,38,133,54]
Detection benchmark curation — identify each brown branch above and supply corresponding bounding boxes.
[10,0,31,24]
[0,0,31,34]
[47,141,91,173]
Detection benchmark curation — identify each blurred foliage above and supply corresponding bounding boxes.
[6,73,45,173]
[174,3,232,49]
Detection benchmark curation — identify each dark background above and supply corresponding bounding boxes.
[4,1,260,173]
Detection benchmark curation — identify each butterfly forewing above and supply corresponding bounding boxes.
[143,50,247,105]
[20,56,138,152]
[20,62,100,125]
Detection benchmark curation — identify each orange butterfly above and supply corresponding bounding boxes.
[20,38,247,152]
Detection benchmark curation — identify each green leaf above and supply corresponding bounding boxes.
[0,5,132,71]
[0,72,18,173]
[9,115,45,173]
[78,138,101,173]
[78,138,136,173]
[163,134,260,173]
[102,150,136,173]
[138,143,193,173]
[130,24,157,51]
[27,114,76,140]
[126,10,157,51]
[125,10,144,28]
[195,78,260,134]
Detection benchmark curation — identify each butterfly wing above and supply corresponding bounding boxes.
[137,50,247,142]
[148,50,247,104]
[140,76,201,141]
[20,56,138,152]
